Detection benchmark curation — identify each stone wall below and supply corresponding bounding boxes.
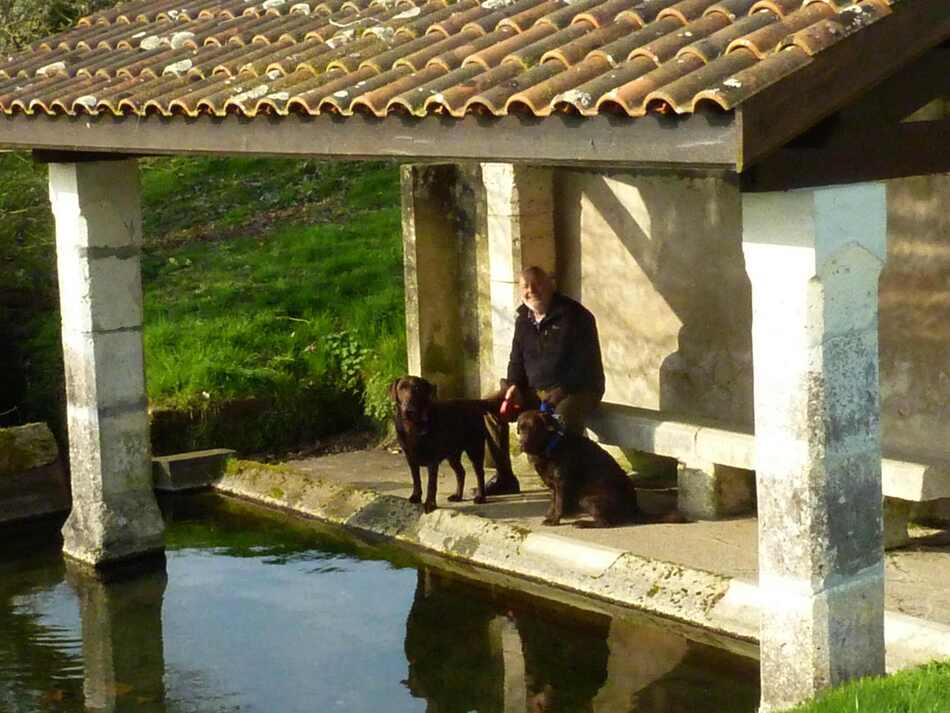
[553,170,754,429]
[551,169,950,461]
[0,422,69,523]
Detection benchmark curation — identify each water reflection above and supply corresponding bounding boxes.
[404,568,758,713]
[66,560,168,712]
[0,496,758,713]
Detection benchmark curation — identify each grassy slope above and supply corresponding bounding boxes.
[786,662,950,713]
[1,153,405,450]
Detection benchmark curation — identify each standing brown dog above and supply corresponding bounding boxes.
[391,376,502,513]
[516,410,640,528]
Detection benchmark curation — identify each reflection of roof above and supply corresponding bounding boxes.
[0,0,898,120]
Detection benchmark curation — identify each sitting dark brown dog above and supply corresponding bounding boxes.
[517,410,639,528]
[391,375,502,513]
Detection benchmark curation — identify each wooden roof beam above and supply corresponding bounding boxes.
[741,118,950,192]
[0,111,738,170]
[737,0,950,171]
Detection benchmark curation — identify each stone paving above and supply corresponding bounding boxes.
[283,447,950,629]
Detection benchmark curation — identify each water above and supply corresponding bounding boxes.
[0,495,759,713]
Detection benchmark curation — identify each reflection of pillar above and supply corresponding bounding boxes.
[49,159,164,566]
[591,618,688,713]
[66,560,168,712]
[743,184,887,711]
[488,615,527,713]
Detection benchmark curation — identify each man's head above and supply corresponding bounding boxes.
[519,266,555,317]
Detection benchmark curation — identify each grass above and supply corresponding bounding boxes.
[0,153,406,452]
[785,662,950,713]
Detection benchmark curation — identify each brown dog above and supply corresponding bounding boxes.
[517,410,639,528]
[391,376,502,513]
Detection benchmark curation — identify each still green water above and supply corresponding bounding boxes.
[0,495,759,713]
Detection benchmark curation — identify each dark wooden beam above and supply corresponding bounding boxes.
[32,150,137,164]
[836,48,950,127]
[741,119,950,192]
[0,110,738,170]
[738,0,950,170]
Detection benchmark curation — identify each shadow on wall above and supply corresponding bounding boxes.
[881,174,950,461]
[555,170,754,429]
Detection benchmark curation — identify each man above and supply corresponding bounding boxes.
[484,266,605,496]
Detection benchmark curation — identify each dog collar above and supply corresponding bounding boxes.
[544,432,563,457]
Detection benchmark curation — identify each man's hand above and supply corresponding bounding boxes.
[544,386,566,408]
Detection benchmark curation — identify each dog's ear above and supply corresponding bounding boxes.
[428,381,438,400]
[389,378,401,403]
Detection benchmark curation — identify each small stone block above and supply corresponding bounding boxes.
[152,449,235,492]
[884,497,913,550]
[0,423,59,476]
[678,461,755,521]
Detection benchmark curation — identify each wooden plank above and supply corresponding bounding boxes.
[738,0,950,170]
[0,110,738,169]
[742,119,950,191]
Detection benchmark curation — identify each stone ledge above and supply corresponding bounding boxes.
[0,423,59,476]
[0,423,69,524]
[152,449,236,492]
[213,462,948,673]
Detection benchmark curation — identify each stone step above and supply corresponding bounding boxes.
[152,449,236,492]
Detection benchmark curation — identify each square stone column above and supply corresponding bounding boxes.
[401,164,467,397]
[49,159,164,567]
[743,184,887,711]
[481,164,555,378]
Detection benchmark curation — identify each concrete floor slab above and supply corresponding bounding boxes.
[282,448,950,630]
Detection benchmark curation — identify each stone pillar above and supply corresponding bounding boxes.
[742,184,887,711]
[482,164,555,378]
[401,164,466,397]
[49,160,164,566]
[67,561,167,710]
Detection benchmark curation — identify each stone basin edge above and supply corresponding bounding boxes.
[212,463,950,672]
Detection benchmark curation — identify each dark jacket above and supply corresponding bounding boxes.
[506,293,605,398]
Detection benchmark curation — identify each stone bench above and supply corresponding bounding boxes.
[0,422,69,524]
[587,403,950,548]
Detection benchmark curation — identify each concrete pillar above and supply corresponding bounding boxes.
[49,160,164,566]
[67,561,167,710]
[401,164,466,397]
[482,164,555,378]
[742,184,887,711]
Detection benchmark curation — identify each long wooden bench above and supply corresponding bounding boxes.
[587,403,950,548]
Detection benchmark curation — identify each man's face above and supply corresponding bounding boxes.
[520,271,554,316]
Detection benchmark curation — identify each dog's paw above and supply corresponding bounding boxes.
[423,501,437,514]
[409,492,421,504]
[473,494,486,505]
[572,520,598,529]
[542,517,560,526]
[447,494,462,502]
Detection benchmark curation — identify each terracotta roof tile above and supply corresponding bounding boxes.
[0,0,904,119]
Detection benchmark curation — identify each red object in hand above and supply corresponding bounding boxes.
[499,385,521,422]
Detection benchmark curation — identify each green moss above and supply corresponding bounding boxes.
[0,424,58,476]
[269,487,285,500]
